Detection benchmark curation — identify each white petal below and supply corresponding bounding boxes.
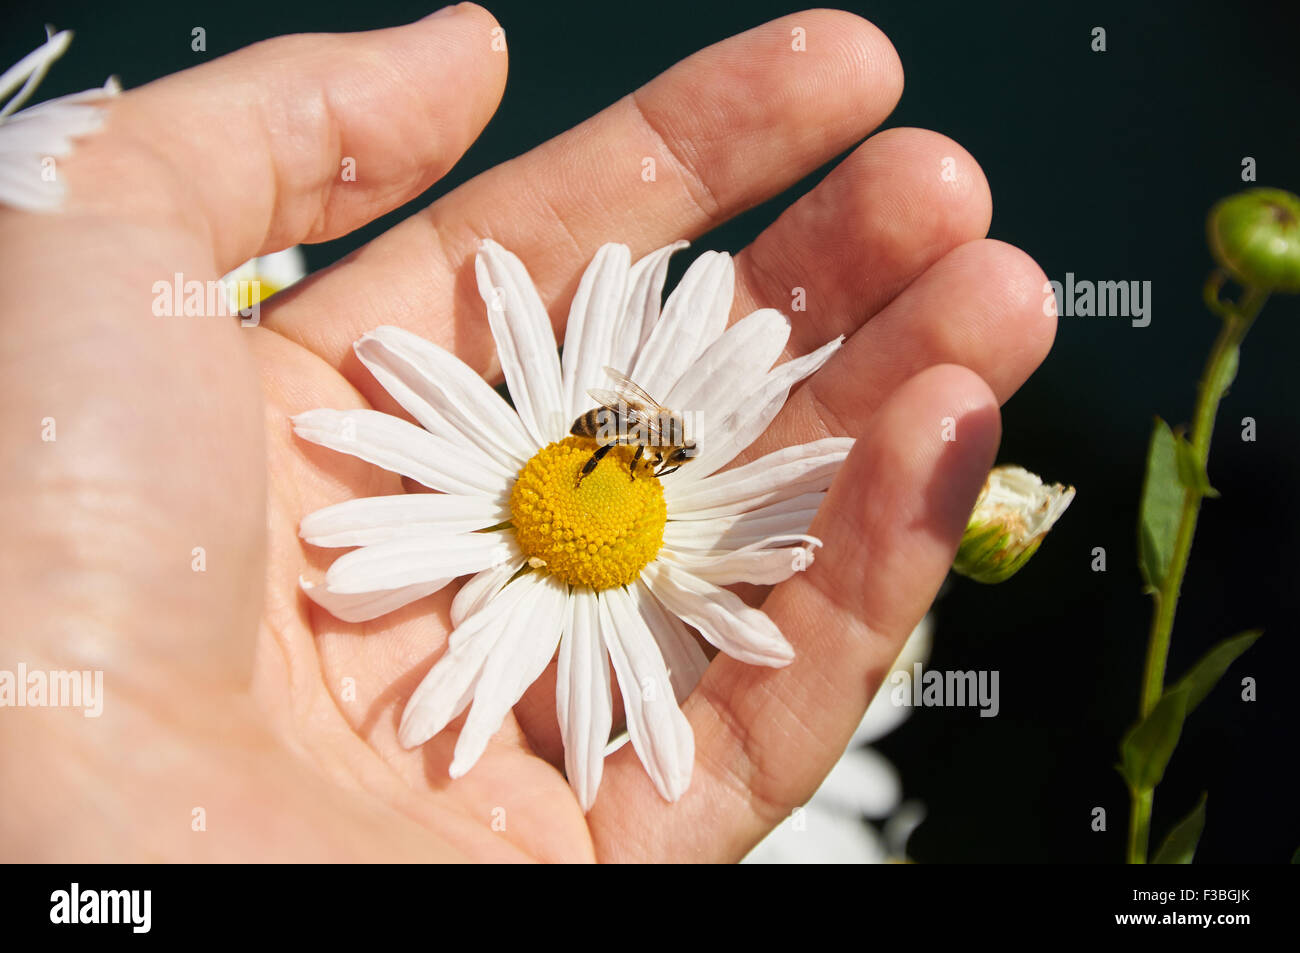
[642,560,794,667]
[322,532,513,594]
[630,580,709,703]
[744,802,888,865]
[607,241,688,374]
[683,335,844,479]
[450,553,524,628]
[0,30,72,115]
[0,101,109,155]
[253,246,307,287]
[664,308,790,418]
[450,574,567,776]
[663,491,825,551]
[599,586,695,802]
[883,801,927,859]
[397,575,540,748]
[299,576,450,624]
[561,244,631,420]
[475,240,566,446]
[222,246,307,289]
[355,326,535,472]
[0,98,113,212]
[631,251,734,398]
[667,438,852,520]
[816,747,903,819]
[854,613,934,745]
[0,158,62,211]
[292,408,507,500]
[557,590,613,812]
[659,534,822,586]
[299,493,507,548]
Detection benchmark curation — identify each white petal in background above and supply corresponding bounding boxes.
[642,560,793,667]
[666,438,852,520]
[744,614,935,864]
[292,408,508,500]
[600,586,695,802]
[355,326,535,472]
[557,591,613,812]
[743,801,889,865]
[631,251,734,398]
[561,243,630,420]
[474,239,566,446]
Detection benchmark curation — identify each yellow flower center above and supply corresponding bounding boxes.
[509,436,666,590]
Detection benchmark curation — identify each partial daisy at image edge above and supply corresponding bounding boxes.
[292,237,849,811]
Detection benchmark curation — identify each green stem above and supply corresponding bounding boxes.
[1128,282,1267,864]
[1128,788,1153,865]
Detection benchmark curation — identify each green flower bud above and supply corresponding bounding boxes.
[1207,188,1300,294]
[953,466,1075,584]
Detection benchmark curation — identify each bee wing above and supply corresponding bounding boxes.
[600,366,666,412]
[586,387,665,441]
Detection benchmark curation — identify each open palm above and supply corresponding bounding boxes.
[0,5,1054,862]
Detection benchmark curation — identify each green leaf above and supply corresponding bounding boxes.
[1119,687,1189,792]
[1174,436,1219,498]
[1152,793,1208,864]
[1172,630,1262,714]
[1138,419,1184,591]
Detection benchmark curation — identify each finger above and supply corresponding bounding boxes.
[263,9,905,375]
[733,127,992,359]
[736,238,1055,466]
[588,364,1001,861]
[63,4,507,270]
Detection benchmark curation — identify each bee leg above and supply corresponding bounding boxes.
[575,443,614,487]
[629,445,644,480]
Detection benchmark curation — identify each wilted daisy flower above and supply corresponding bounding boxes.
[0,29,119,212]
[294,239,847,809]
[953,465,1075,584]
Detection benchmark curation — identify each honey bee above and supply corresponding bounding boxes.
[570,367,698,485]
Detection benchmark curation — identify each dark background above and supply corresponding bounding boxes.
[9,0,1296,862]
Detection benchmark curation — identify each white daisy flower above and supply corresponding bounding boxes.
[0,29,120,212]
[294,239,847,810]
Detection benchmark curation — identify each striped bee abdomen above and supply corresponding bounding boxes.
[570,407,620,444]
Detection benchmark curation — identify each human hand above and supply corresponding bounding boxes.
[0,5,1054,861]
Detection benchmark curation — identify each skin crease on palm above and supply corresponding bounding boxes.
[0,5,1056,862]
